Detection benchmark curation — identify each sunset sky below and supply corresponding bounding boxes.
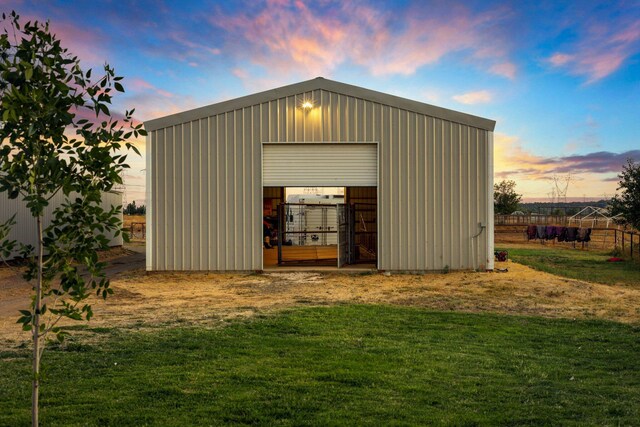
[4,0,639,203]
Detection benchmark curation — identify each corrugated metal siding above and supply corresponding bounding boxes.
[148,89,492,271]
[0,191,123,260]
[263,143,377,187]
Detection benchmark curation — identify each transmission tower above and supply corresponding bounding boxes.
[552,174,572,204]
[114,171,127,209]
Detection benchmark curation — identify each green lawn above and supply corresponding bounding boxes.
[1,305,639,426]
[499,244,640,287]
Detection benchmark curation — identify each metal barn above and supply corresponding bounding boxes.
[144,77,496,272]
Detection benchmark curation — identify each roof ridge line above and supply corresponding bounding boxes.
[144,77,496,132]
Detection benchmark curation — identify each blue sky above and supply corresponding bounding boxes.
[3,0,639,203]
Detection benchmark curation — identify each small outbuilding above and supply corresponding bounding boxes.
[0,191,123,260]
[144,77,495,272]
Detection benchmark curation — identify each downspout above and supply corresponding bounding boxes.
[471,222,486,272]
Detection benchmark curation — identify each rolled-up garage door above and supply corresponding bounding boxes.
[263,143,377,187]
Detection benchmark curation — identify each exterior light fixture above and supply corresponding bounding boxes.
[299,98,315,111]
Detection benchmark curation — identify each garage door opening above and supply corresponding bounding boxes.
[262,142,378,270]
[262,187,377,269]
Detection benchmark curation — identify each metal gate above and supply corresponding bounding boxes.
[337,203,357,267]
[277,203,339,266]
[337,204,348,267]
[276,202,357,267]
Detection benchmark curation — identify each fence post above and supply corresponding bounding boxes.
[631,232,635,260]
[622,231,625,254]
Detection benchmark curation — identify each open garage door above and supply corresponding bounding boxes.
[263,143,377,187]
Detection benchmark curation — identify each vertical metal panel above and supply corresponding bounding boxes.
[154,129,164,269]
[188,120,198,270]
[201,117,210,268]
[252,106,263,267]
[174,123,183,270]
[165,126,175,269]
[148,88,492,271]
[222,115,230,269]
[415,115,424,269]
[487,132,495,270]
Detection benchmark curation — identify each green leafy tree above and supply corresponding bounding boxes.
[609,159,640,231]
[124,200,146,215]
[494,179,522,215]
[0,11,144,425]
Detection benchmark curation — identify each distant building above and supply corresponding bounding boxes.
[0,191,123,260]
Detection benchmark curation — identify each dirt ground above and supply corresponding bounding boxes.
[2,246,639,348]
[123,215,145,228]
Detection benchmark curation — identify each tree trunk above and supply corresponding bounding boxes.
[32,215,43,427]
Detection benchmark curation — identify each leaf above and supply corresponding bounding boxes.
[99,103,110,116]
[114,82,124,92]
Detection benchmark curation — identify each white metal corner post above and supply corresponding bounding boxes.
[376,139,380,271]
[260,141,264,271]
[487,131,495,271]
[145,131,153,271]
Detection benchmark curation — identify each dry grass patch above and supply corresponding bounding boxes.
[2,257,639,348]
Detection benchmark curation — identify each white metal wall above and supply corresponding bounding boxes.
[147,87,493,271]
[0,191,124,260]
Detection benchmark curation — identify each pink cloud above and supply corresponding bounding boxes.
[211,0,515,81]
[128,78,175,99]
[453,90,493,105]
[124,89,199,122]
[232,67,250,80]
[166,30,221,57]
[49,21,108,66]
[547,19,640,83]
[548,53,573,66]
[489,62,516,79]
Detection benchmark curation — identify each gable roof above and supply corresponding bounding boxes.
[144,77,496,132]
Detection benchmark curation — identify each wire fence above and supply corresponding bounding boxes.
[495,224,639,259]
[128,222,146,240]
[495,214,621,228]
